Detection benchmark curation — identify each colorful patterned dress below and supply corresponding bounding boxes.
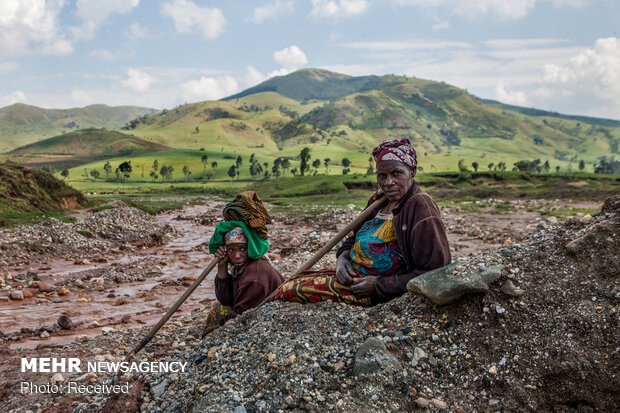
[271,213,405,306]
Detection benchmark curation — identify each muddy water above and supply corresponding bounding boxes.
[3,203,224,349]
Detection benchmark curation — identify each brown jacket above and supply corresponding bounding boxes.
[214,257,284,325]
[337,182,451,303]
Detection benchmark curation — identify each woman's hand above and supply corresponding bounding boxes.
[336,253,356,285]
[214,245,228,266]
[351,276,378,296]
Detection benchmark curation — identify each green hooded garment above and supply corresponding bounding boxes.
[208,220,270,259]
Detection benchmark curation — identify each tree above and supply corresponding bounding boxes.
[579,160,585,171]
[543,160,550,172]
[555,165,560,173]
[42,165,55,175]
[104,161,112,178]
[152,159,159,173]
[236,155,243,169]
[249,153,255,164]
[471,161,479,172]
[487,162,494,171]
[115,167,120,181]
[299,147,311,176]
[119,161,132,182]
[272,158,282,178]
[312,159,321,171]
[195,126,199,133]
[324,158,331,174]
[342,158,351,168]
[457,159,469,172]
[182,165,191,181]
[211,161,218,174]
[149,170,158,181]
[89,169,100,180]
[342,168,350,175]
[61,169,69,179]
[227,165,236,181]
[281,158,291,176]
[290,167,298,176]
[201,154,209,173]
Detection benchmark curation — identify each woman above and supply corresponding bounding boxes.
[273,138,451,305]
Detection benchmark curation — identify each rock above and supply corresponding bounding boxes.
[233,407,247,413]
[415,397,429,408]
[59,287,70,296]
[9,290,24,300]
[182,275,196,281]
[76,372,98,381]
[580,214,593,223]
[77,294,92,302]
[38,283,53,293]
[22,289,33,298]
[50,373,64,385]
[75,334,88,343]
[407,263,503,305]
[501,280,525,297]
[284,396,294,405]
[150,379,170,399]
[547,216,559,224]
[413,347,427,364]
[353,337,402,376]
[40,330,50,338]
[489,365,497,375]
[431,398,447,409]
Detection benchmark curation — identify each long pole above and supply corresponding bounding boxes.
[125,258,219,359]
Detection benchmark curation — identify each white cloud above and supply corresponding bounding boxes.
[533,37,620,117]
[180,76,238,102]
[161,0,226,39]
[495,81,528,105]
[0,61,18,74]
[247,0,294,23]
[90,49,134,60]
[0,90,26,107]
[393,0,585,19]
[310,0,368,19]
[0,0,73,57]
[128,22,149,39]
[273,45,308,71]
[342,40,471,51]
[122,68,155,93]
[72,0,139,40]
[432,20,450,30]
[245,66,268,87]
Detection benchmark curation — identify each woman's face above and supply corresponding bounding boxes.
[376,160,416,202]
[226,244,249,267]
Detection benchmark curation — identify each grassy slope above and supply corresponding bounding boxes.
[0,161,87,224]
[0,103,157,152]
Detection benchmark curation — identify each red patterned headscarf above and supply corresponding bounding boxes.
[372,138,417,168]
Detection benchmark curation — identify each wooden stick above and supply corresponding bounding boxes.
[295,195,387,273]
[125,258,219,359]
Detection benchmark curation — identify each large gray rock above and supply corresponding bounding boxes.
[407,264,503,305]
[353,337,402,376]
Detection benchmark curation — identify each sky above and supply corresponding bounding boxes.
[0,0,618,119]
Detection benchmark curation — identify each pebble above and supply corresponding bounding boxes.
[431,398,447,409]
[416,397,429,408]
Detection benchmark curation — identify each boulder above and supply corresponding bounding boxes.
[407,264,503,305]
[353,337,402,376]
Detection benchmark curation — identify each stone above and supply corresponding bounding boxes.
[489,365,497,375]
[75,334,88,343]
[407,263,503,305]
[547,216,559,224]
[22,289,33,298]
[431,398,447,409]
[59,287,70,296]
[57,315,73,330]
[413,347,427,364]
[51,373,64,385]
[415,397,429,408]
[501,280,525,297]
[353,337,402,376]
[150,379,170,399]
[233,407,247,413]
[580,214,593,223]
[9,290,24,300]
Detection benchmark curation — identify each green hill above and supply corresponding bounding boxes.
[0,161,87,224]
[0,103,157,152]
[3,128,172,169]
[117,69,618,174]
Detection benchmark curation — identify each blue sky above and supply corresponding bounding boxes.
[0,0,618,119]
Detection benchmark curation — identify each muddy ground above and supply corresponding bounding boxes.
[0,196,610,412]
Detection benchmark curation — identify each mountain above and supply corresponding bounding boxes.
[4,128,171,169]
[116,69,618,174]
[0,103,157,152]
